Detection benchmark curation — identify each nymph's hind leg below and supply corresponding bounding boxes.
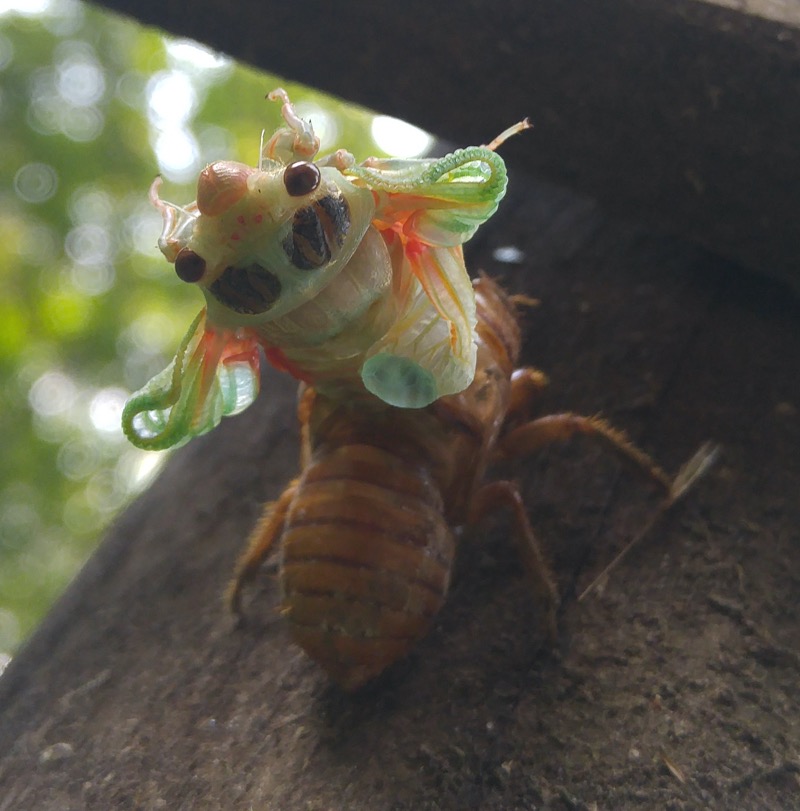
[228,479,299,615]
[496,413,717,600]
[499,413,675,495]
[469,480,559,642]
[500,412,717,504]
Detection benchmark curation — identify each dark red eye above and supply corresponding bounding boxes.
[283,161,321,197]
[174,248,206,283]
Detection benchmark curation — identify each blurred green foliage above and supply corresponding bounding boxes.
[0,0,403,664]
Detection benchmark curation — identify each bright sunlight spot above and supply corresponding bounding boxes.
[146,70,197,125]
[371,115,433,158]
[166,39,231,74]
[0,0,51,15]
[89,387,128,434]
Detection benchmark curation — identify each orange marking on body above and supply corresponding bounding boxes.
[222,344,261,369]
[404,240,465,348]
[265,347,314,383]
[405,239,425,260]
[191,328,227,431]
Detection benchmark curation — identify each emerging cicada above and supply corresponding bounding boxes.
[123,91,716,690]
[228,276,716,689]
[123,89,524,450]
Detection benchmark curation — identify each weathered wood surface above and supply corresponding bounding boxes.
[1,165,798,808]
[90,0,800,291]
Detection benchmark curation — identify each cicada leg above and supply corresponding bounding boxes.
[499,413,675,495]
[497,411,718,601]
[228,479,299,616]
[504,367,550,429]
[469,480,560,643]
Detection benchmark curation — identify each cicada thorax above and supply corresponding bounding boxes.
[280,187,351,271]
[246,228,399,392]
[279,439,455,690]
[206,186,353,316]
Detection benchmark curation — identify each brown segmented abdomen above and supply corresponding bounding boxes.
[279,443,454,690]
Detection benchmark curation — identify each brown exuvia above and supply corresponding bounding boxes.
[229,276,713,690]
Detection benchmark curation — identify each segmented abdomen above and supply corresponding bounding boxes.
[280,442,454,690]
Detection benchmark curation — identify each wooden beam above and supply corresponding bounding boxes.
[90,0,800,291]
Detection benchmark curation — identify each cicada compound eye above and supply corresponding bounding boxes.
[283,161,321,197]
[174,248,207,283]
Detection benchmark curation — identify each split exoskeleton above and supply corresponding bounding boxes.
[226,276,716,689]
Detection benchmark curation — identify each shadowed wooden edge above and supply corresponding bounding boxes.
[88,0,800,292]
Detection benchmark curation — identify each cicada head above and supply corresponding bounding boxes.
[150,89,376,331]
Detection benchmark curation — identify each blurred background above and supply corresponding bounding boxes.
[0,0,434,670]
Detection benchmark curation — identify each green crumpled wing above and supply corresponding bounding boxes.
[361,238,477,409]
[345,147,508,406]
[345,146,509,247]
[121,309,261,450]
